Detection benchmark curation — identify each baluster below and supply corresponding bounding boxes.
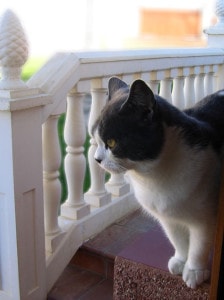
[149,80,160,94]
[103,75,131,197]
[42,115,65,252]
[85,87,111,207]
[172,69,185,109]
[122,74,133,85]
[149,71,163,94]
[194,67,205,102]
[106,173,130,197]
[140,73,150,86]
[184,68,196,108]
[133,73,141,80]
[61,90,90,219]
[204,65,215,95]
[216,64,224,90]
[160,71,172,102]
[210,65,219,92]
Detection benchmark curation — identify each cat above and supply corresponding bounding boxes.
[91,76,224,289]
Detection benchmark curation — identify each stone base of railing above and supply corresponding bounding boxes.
[106,182,130,197]
[61,202,90,220]
[45,230,66,253]
[85,191,111,207]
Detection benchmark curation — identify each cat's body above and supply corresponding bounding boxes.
[92,77,224,288]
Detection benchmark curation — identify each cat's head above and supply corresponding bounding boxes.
[92,77,164,174]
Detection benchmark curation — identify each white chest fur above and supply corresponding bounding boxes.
[127,131,220,223]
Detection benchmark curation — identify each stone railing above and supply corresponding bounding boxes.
[0,1,224,299]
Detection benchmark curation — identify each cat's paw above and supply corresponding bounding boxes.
[183,265,210,289]
[168,256,185,275]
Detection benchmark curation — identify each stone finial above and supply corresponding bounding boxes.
[215,0,224,29]
[204,0,224,47]
[0,9,29,89]
[215,0,224,27]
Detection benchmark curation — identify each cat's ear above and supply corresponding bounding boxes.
[120,79,155,113]
[108,77,128,100]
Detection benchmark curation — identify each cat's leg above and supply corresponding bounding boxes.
[160,220,189,275]
[182,224,213,289]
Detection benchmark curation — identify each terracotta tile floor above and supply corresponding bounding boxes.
[47,265,112,300]
[47,209,159,300]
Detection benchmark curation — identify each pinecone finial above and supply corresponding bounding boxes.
[0,9,29,89]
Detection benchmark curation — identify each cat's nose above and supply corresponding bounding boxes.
[95,158,102,164]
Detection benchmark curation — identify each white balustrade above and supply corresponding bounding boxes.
[61,90,90,219]
[42,115,65,252]
[85,87,111,207]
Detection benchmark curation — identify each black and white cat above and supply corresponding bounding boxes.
[92,77,224,289]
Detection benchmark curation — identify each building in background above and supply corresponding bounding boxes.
[0,0,216,57]
[87,0,215,49]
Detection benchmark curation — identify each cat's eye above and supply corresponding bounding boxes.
[106,139,116,149]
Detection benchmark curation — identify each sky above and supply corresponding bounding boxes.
[0,0,216,58]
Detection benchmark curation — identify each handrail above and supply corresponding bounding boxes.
[27,48,224,122]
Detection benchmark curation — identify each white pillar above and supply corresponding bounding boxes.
[0,9,47,300]
[217,64,224,90]
[204,65,215,95]
[204,0,224,47]
[149,78,160,94]
[42,115,65,253]
[85,88,111,207]
[160,77,172,102]
[61,91,90,219]
[184,68,196,108]
[106,173,130,197]
[172,75,185,109]
[194,67,205,102]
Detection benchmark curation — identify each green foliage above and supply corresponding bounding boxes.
[22,57,48,81]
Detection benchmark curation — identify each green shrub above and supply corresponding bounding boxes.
[22,57,48,81]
